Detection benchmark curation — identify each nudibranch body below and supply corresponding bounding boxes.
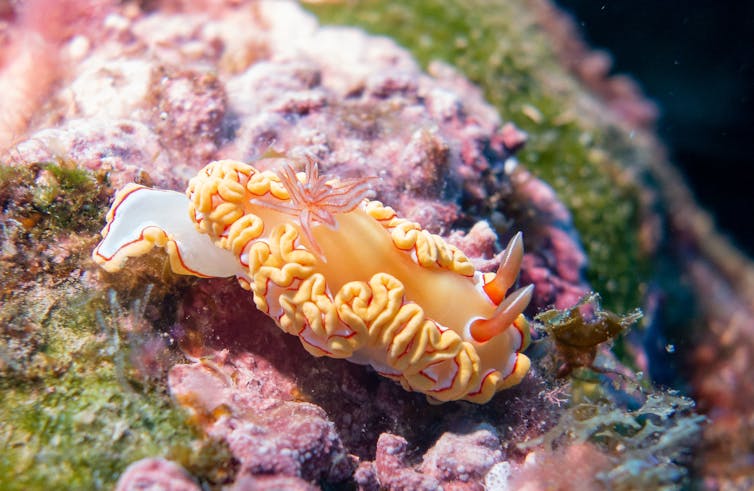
[93,158,533,403]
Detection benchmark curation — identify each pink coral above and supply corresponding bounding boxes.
[508,443,613,491]
[115,458,200,491]
[168,347,354,485]
[355,426,506,491]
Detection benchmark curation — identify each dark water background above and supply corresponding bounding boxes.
[557,1,754,257]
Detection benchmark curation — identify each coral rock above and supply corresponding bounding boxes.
[168,349,354,485]
[115,458,200,491]
[419,425,503,488]
[373,433,440,491]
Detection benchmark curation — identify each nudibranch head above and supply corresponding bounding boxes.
[92,158,534,403]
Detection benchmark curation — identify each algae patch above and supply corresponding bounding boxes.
[0,160,230,489]
[517,387,704,490]
[0,282,201,490]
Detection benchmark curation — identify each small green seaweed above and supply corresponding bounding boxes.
[0,159,112,299]
[517,388,705,490]
[0,282,228,490]
[32,160,108,231]
[536,293,643,377]
[0,156,231,489]
[521,293,701,489]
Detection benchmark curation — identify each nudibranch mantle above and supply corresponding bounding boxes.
[93,159,533,403]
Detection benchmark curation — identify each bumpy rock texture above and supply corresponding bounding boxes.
[0,0,747,489]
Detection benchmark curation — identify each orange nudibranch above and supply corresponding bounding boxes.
[93,158,533,403]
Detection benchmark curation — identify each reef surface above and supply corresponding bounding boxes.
[0,1,750,489]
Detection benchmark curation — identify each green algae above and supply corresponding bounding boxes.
[0,283,232,490]
[0,159,108,233]
[306,0,651,312]
[0,161,228,489]
[0,284,197,490]
[517,387,705,490]
[519,295,704,489]
[535,292,643,376]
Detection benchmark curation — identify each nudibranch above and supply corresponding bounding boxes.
[93,158,534,403]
